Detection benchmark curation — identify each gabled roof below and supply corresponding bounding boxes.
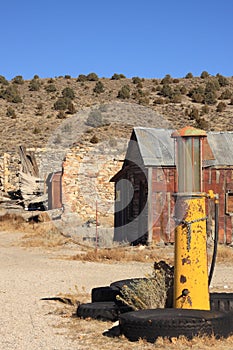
[132,127,175,166]
[206,131,233,166]
[130,127,233,167]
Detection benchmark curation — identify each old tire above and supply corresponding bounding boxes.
[119,308,233,342]
[91,286,120,303]
[110,278,149,290]
[210,293,233,312]
[77,302,132,322]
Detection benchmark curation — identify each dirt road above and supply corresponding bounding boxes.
[0,231,151,349]
[0,230,232,350]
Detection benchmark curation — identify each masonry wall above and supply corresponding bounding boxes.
[62,142,126,226]
[0,153,21,193]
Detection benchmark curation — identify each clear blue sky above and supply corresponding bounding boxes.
[1,0,233,80]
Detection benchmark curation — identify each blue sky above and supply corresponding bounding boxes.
[1,0,233,80]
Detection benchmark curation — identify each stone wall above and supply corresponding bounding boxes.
[62,140,127,226]
[0,153,21,193]
[0,138,127,228]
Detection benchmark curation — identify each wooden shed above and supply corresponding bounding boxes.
[111,127,233,245]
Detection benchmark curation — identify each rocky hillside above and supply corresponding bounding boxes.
[1,71,233,154]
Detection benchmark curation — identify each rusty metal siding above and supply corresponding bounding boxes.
[151,167,176,243]
[112,128,233,245]
[203,168,233,244]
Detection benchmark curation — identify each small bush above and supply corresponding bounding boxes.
[54,97,70,110]
[111,73,126,80]
[196,117,209,129]
[0,75,9,85]
[160,84,173,98]
[189,107,199,120]
[200,71,210,79]
[6,107,16,118]
[153,97,165,105]
[33,75,40,79]
[132,76,142,84]
[192,92,204,103]
[93,81,104,94]
[62,87,75,99]
[201,105,210,115]
[216,101,227,112]
[77,74,87,82]
[45,84,57,93]
[116,261,173,311]
[12,75,24,84]
[86,72,99,81]
[185,72,193,79]
[161,74,172,85]
[180,86,187,95]
[0,85,22,103]
[220,89,232,100]
[64,75,71,79]
[204,91,217,105]
[117,85,130,99]
[188,86,205,103]
[56,111,66,119]
[216,73,229,87]
[205,78,220,92]
[138,96,150,105]
[90,135,99,144]
[33,127,41,134]
[35,102,43,115]
[170,93,182,103]
[67,101,76,114]
[29,79,40,91]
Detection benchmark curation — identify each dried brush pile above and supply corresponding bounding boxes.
[116,260,174,310]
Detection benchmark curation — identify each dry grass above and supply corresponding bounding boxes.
[70,245,174,264]
[117,271,167,310]
[216,244,233,263]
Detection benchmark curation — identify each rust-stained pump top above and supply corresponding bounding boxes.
[171,126,207,138]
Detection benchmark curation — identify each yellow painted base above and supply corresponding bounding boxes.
[174,195,210,310]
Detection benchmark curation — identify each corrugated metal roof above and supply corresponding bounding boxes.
[133,127,233,167]
[205,131,233,166]
[134,127,175,166]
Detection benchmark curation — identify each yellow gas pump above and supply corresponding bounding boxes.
[172,127,210,310]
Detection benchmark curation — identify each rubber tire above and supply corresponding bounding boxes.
[210,292,233,312]
[77,302,132,322]
[91,286,120,303]
[110,278,149,290]
[119,308,233,342]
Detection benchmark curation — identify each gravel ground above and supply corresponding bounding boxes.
[0,231,151,350]
[0,230,233,350]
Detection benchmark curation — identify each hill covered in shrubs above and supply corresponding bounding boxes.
[0,71,233,153]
